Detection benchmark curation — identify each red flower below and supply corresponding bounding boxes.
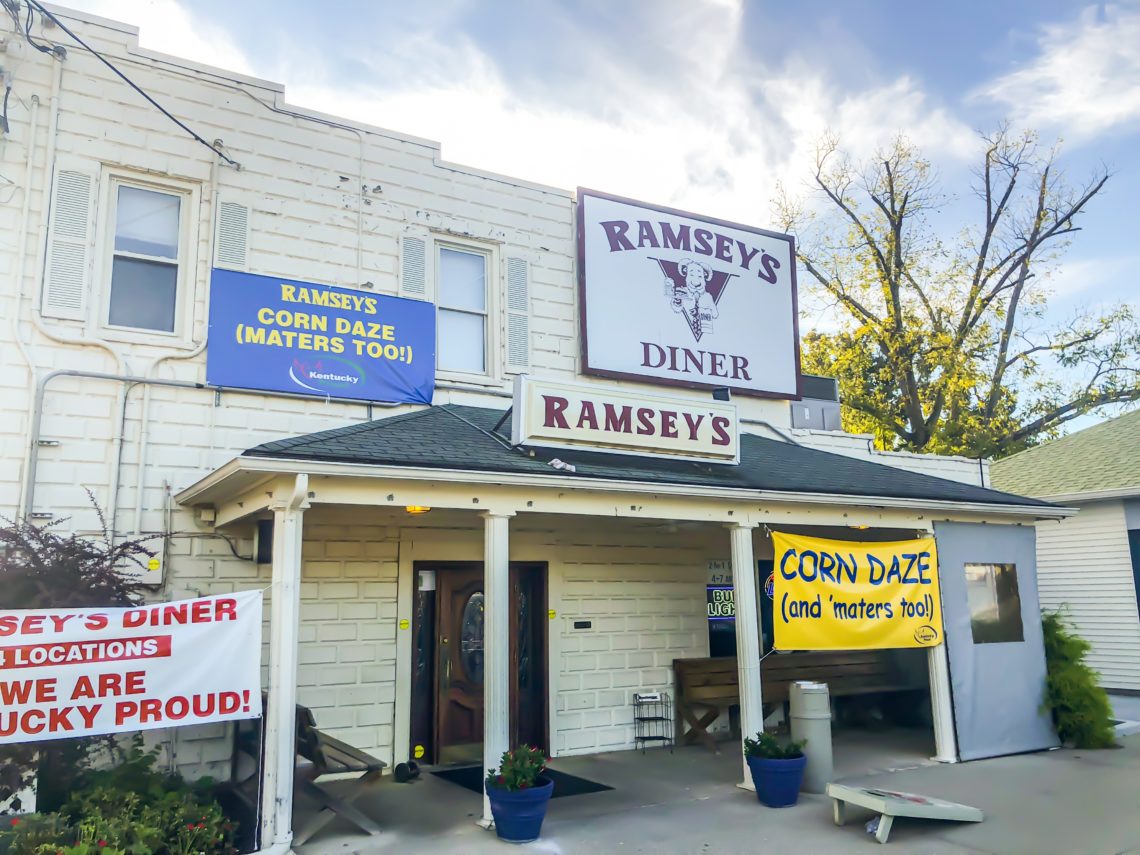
[9,818,19,826]
[496,775,504,784]
[98,842,108,849]
[197,823,206,829]
[187,823,196,829]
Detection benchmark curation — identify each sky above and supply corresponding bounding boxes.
[52,0,1140,424]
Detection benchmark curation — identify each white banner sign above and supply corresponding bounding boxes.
[578,189,801,398]
[512,376,739,462]
[0,592,262,744]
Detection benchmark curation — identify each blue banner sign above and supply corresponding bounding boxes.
[207,269,435,404]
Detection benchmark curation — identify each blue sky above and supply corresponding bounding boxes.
[66,0,1140,423]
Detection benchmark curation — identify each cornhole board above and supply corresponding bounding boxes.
[826,783,984,844]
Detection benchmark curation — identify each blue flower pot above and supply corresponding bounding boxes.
[746,754,806,808]
[487,776,554,843]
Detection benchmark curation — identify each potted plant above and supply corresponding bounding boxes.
[743,731,807,808]
[484,745,554,843]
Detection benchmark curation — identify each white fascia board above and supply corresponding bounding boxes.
[175,455,1076,520]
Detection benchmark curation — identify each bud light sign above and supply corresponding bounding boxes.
[207,269,435,404]
[578,189,801,398]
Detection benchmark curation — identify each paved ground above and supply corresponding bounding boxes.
[297,729,1140,855]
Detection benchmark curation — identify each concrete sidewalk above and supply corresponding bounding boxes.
[298,733,1140,854]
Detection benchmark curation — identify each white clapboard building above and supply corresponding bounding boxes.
[0,7,1069,851]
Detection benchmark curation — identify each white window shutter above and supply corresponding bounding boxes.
[214,199,250,270]
[399,231,431,300]
[41,167,96,320]
[505,256,530,371]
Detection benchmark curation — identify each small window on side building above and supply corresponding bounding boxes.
[437,246,488,374]
[964,563,1024,644]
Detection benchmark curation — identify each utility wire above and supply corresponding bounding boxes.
[23,0,241,168]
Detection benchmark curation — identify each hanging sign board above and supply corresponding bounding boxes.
[207,269,436,404]
[771,532,942,650]
[0,592,262,744]
[512,376,739,462]
[577,188,801,399]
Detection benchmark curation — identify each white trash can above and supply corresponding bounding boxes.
[789,680,833,793]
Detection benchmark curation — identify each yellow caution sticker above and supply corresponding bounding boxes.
[548,609,556,619]
[413,744,425,759]
[398,618,410,630]
[147,558,161,572]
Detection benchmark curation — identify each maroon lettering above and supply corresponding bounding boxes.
[683,412,705,440]
[737,241,759,270]
[730,355,751,380]
[682,348,703,374]
[661,410,678,438]
[599,220,635,251]
[711,416,732,447]
[660,222,691,251]
[641,341,666,369]
[715,234,733,262]
[636,220,660,248]
[577,400,599,430]
[543,395,570,429]
[709,352,727,377]
[603,403,632,433]
[758,252,781,283]
[693,228,713,256]
[636,407,655,435]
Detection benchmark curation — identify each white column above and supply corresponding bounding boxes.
[259,474,309,852]
[481,511,514,827]
[730,522,763,789]
[928,643,958,762]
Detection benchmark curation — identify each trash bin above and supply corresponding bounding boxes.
[789,680,833,793]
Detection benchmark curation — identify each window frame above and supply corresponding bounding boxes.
[964,562,1025,645]
[96,170,198,341]
[434,237,498,382]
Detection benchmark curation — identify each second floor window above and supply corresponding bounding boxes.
[437,246,488,374]
[107,184,182,332]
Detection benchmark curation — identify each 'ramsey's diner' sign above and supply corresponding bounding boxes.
[512,377,739,463]
[577,189,801,398]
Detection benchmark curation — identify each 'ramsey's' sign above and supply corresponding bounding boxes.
[511,376,739,463]
[577,189,801,398]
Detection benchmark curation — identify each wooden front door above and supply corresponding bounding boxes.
[431,563,548,765]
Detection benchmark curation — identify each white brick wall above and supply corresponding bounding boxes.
[555,545,709,755]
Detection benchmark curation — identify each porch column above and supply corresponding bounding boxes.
[928,643,959,762]
[260,474,309,852]
[482,510,514,827]
[730,522,764,789]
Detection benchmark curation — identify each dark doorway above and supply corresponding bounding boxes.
[410,562,548,765]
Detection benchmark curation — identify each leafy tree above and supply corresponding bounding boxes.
[0,509,154,813]
[775,128,1140,457]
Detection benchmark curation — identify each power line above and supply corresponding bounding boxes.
[23,0,241,169]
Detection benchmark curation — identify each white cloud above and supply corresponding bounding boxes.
[61,0,254,76]
[976,4,1140,139]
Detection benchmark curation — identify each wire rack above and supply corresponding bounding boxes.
[633,691,674,753]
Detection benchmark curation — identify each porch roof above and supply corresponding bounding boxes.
[237,404,1058,513]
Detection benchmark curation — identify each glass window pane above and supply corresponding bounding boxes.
[114,186,180,258]
[965,563,1024,644]
[438,309,485,373]
[108,256,177,332]
[439,248,486,311]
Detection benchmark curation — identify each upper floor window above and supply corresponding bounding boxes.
[107,184,183,333]
[437,246,488,374]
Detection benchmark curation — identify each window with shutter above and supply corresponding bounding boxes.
[41,168,95,320]
[505,256,530,371]
[214,199,250,270]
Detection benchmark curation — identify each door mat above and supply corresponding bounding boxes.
[431,765,613,798]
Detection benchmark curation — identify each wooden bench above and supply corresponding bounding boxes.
[229,701,387,846]
[673,652,924,752]
[292,705,387,846]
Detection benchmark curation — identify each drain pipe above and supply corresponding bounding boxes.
[23,371,206,518]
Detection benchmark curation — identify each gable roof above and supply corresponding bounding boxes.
[990,409,1140,499]
[244,405,1055,512]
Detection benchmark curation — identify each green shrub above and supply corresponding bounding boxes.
[1041,609,1116,749]
[743,731,805,760]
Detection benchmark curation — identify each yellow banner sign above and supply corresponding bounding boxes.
[771,532,942,650]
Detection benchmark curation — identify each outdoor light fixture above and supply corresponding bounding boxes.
[404,506,432,515]
[850,524,870,530]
